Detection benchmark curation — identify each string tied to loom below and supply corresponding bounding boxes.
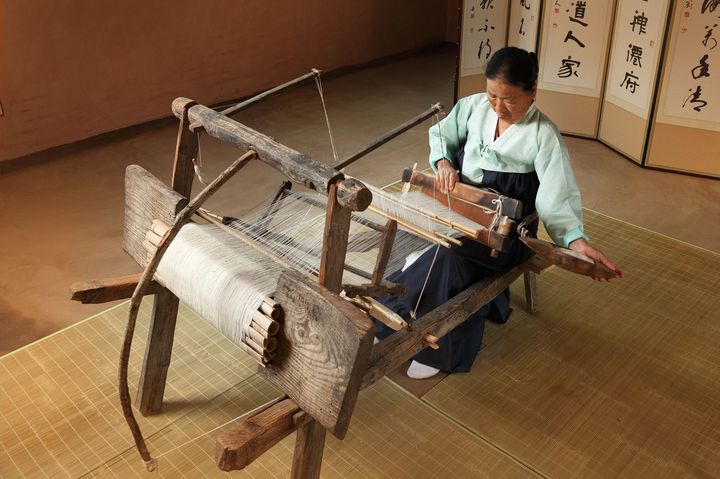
[314,70,339,163]
[407,111,453,321]
[193,130,210,185]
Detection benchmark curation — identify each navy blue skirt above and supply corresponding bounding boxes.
[375,166,540,373]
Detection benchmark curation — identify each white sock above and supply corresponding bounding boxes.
[407,360,440,380]
[373,336,380,345]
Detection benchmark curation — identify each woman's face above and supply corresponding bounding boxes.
[486,77,536,124]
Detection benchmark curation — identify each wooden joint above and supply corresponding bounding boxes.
[335,177,372,211]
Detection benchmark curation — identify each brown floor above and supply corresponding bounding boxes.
[1,44,719,356]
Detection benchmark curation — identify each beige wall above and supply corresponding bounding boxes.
[0,0,449,162]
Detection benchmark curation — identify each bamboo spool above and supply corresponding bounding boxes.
[252,310,279,336]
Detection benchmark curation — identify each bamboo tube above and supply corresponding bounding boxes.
[265,337,278,353]
[247,327,270,347]
[433,231,463,246]
[250,320,271,339]
[252,310,280,336]
[239,342,267,367]
[260,301,281,320]
[142,240,157,253]
[151,219,171,237]
[144,229,163,247]
[264,297,278,308]
[244,336,266,356]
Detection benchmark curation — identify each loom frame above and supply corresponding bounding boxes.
[70,97,551,478]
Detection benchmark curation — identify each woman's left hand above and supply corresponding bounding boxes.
[568,238,624,280]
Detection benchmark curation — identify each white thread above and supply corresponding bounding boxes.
[314,72,339,162]
[156,190,434,345]
[193,131,209,185]
[407,112,454,321]
[158,223,267,344]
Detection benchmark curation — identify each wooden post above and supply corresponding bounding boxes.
[318,183,352,293]
[135,100,197,415]
[290,181,351,479]
[291,420,326,479]
[135,288,180,414]
[523,271,538,313]
[371,219,397,285]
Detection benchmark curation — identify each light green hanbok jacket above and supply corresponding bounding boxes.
[429,93,587,248]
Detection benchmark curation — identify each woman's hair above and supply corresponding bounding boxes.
[485,47,539,91]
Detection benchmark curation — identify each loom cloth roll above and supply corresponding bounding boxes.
[374,165,539,373]
[156,223,273,346]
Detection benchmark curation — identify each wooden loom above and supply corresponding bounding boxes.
[68,88,593,476]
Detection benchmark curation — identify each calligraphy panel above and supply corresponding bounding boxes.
[460,0,510,77]
[508,0,542,52]
[604,0,670,119]
[538,0,615,96]
[656,0,720,131]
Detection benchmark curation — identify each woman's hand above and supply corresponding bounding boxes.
[569,238,624,280]
[435,159,459,194]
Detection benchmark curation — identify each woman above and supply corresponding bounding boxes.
[376,47,623,380]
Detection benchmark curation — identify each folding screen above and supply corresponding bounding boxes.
[646,1,720,177]
[536,0,616,137]
[598,0,671,164]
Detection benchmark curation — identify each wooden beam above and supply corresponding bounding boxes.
[216,398,309,471]
[342,281,406,298]
[122,165,188,268]
[173,99,332,195]
[69,274,164,304]
[171,100,198,198]
[332,103,443,170]
[520,236,619,280]
[361,267,526,388]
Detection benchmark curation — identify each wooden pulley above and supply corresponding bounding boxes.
[519,236,619,280]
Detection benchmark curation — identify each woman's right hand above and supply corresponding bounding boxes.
[436,159,459,194]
